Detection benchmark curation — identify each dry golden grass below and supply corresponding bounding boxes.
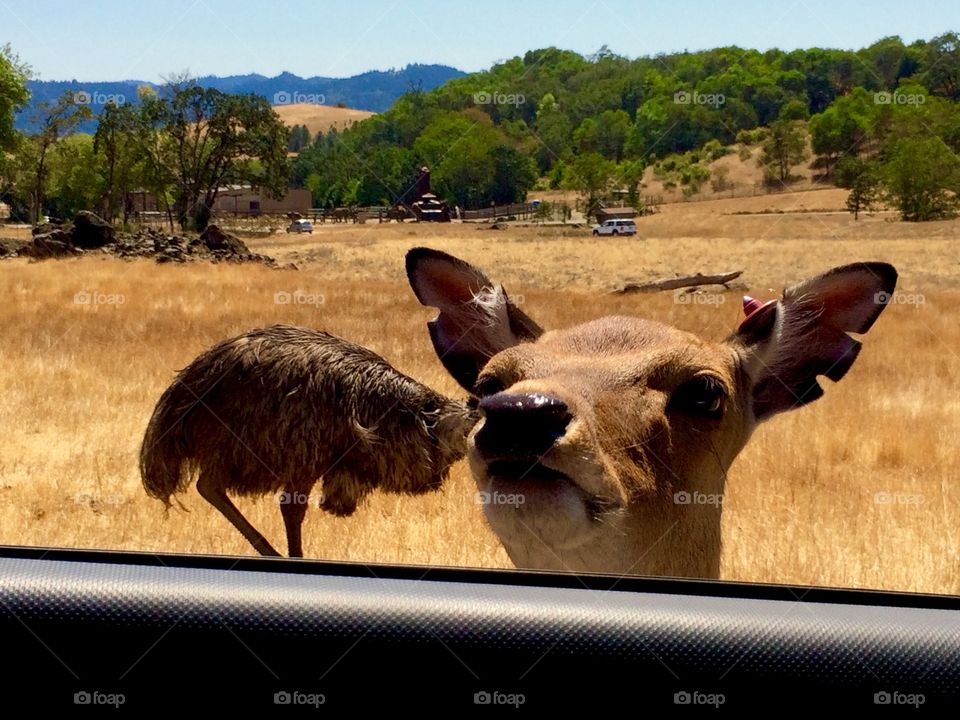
[640,138,823,202]
[272,102,375,136]
[0,195,957,594]
[260,191,959,294]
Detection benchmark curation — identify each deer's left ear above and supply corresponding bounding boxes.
[729,262,898,422]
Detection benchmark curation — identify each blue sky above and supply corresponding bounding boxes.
[2,0,959,80]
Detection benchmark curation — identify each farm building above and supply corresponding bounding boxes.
[595,206,638,223]
[212,186,312,216]
[121,186,311,218]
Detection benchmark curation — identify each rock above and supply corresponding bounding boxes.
[199,224,249,254]
[25,231,81,259]
[31,222,58,237]
[0,239,27,257]
[1,214,277,267]
[71,211,114,248]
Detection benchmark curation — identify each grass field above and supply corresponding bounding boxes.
[1,190,957,594]
[272,102,375,136]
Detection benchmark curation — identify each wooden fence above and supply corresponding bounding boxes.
[462,202,538,221]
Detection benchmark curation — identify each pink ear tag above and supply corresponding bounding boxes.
[738,296,778,334]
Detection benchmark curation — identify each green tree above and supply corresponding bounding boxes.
[808,88,875,171]
[589,109,631,161]
[26,91,92,222]
[861,36,917,89]
[433,139,495,208]
[2,132,34,219]
[532,110,573,171]
[287,124,311,152]
[415,110,517,207]
[159,84,290,230]
[778,98,809,121]
[355,143,416,205]
[412,110,496,169]
[576,110,632,160]
[835,156,881,219]
[617,158,647,206]
[759,119,808,183]
[0,44,30,154]
[924,32,960,100]
[488,145,537,204]
[134,85,179,229]
[563,151,615,218]
[46,133,102,219]
[94,102,142,222]
[882,136,960,221]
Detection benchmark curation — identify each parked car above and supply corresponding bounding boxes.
[592,218,637,236]
[286,219,313,234]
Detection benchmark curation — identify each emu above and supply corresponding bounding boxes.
[140,324,477,557]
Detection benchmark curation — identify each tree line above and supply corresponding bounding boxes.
[2,33,960,224]
[287,33,960,218]
[0,51,289,230]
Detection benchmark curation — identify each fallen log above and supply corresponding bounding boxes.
[614,270,743,294]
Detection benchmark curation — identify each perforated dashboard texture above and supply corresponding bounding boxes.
[1,547,957,709]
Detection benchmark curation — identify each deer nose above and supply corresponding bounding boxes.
[474,392,572,460]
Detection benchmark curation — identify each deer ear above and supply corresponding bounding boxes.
[406,247,543,393]
[731,262,898,422]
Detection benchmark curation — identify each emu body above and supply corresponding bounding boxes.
[140,325,475,557]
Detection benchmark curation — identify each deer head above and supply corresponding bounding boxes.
[407,248,897,578]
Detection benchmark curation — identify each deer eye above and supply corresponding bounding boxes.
[671,376,727,419]
[473,375,506,398]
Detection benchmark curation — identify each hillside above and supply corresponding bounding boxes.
[289,33,960,212]
[272,103,375,136]
[15,64,463,133]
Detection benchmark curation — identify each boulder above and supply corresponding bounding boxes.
[1,217,277,267]
[31,222,58,237]
[0,239,27,257]
[25,230,81,259]
[199,224,249,255]
[71,211,114,248]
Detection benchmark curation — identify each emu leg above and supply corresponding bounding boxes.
[280,484,309,558]
[196,473,281,557]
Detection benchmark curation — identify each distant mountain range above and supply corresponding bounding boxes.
[15,63,465,133]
